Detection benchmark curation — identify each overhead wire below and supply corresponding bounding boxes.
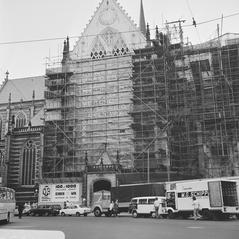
[0,12,239,45]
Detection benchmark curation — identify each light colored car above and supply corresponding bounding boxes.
[59,204,91,217]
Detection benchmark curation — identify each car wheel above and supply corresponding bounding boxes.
[61,212,65,216]
[151,212,156,218]
[132,211,138,218]
[76,212,80,217]
[94,208,102,217]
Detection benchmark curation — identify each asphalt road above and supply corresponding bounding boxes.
[0,214,239,239]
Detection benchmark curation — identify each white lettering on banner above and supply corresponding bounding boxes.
[39,183,81,203]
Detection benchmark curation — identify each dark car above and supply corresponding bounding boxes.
[26,204,61,216]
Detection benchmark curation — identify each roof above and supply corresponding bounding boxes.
[0,76,45,104]
[192,33,239,50]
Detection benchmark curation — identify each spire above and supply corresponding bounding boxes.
[146,23,151,46]
[5,71,9,81]
[66,36,70,52]
[155,25,160,40]
[32,90,35,102]
[139,0,146,36]
[62,37,70,65]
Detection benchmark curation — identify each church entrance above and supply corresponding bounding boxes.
[92,179,111,205]
[93,179,111,192]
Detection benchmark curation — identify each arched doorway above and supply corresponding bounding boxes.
[93,180,111,192]
[92,179,111,205]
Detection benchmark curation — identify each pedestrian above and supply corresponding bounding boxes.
[192,196,200,220]
[113,199,119,217]
[82,198,86,206]
[66,200,70,208]
[158,199,164,219]
[18,203,24,219]
[154,197,160,218]
[109,201,114,215]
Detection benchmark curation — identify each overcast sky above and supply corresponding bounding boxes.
[0,0,239,81]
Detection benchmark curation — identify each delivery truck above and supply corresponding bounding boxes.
[92,183,165,217]
[165,179,239,220]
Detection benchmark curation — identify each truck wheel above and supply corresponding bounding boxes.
[44,212,49,216]
[167,210,175,219]
[132,211,138,218]
[94,208,102,217]
[83,213,87,217]
[76,212,80,217]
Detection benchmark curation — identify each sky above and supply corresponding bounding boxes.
[0,0,239,82]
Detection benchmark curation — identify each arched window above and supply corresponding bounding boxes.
[15,111,27,128]
[21,140,36,185]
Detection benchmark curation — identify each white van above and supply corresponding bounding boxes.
[129,196,167,218]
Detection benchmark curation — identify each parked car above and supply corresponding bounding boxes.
[60,204,91,216]
[26,204,61,216]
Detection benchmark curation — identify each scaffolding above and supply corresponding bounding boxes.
[43,26,239,180]
[131,29,239,178]
[43,48,135,178]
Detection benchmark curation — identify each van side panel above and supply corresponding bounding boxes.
[208,181,222,207]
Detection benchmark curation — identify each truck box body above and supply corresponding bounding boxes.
[111,183,165,203]
[111,183,165,212]
[166,179,239,219]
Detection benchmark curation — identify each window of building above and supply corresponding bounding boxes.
[15,112,27,128]
[21,140,36,185]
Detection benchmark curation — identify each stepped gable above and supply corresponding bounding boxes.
[71,0,146,59]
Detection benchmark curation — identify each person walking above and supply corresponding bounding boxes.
[192,196,200,220]
[18,203,24,219]
[109,201,114,216]
[154,197,160,218]
[113,200,119,217]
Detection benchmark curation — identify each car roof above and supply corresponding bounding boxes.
[131,196,165,200]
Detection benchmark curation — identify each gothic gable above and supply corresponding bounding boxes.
[71,0,146,59]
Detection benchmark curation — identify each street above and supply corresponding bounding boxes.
[0,214,239,239]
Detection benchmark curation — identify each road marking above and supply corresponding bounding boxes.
[6,226,35,228]
[187,227,204,229]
